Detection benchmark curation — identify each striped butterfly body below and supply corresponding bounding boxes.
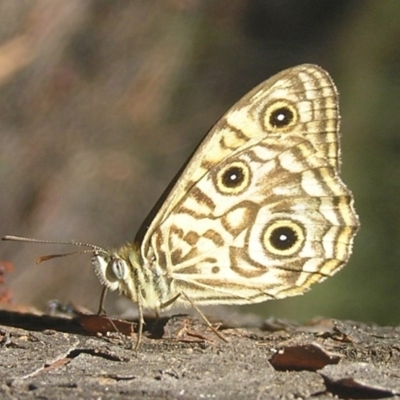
[4,64,359,347]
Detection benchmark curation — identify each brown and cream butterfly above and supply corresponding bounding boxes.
[3,64,359,348]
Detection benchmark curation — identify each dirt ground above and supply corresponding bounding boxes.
[0,310,400,399]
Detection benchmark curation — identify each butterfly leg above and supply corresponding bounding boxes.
[96,287,108,315]
[135,291,145,350]
[160,292,227,343]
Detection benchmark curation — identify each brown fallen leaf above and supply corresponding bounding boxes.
[320,362,400,398]
[78,313,135,337]
[269,342,341,371]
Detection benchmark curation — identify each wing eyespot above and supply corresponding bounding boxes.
[263,100,298,132]
[214,161,251,195]
[263,219,305,256]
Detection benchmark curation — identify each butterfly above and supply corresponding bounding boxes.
[3,64,359,348]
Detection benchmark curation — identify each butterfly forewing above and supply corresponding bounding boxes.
[140,64,341,255]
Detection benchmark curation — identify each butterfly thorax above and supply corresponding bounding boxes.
[91,243,172,310]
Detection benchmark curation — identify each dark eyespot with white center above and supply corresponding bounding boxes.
[270,106,294,128]
[263,219,305,256]
[215,160,251,195]
[263,100,298,132]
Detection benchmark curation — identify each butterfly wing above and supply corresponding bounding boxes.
[138,64,359,305]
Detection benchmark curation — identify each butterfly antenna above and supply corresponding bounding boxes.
[2,235,107,264]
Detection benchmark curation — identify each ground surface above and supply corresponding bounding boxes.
[0,310,399,399]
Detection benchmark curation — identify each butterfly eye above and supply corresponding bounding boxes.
[215,161,251,195]
[263,219,305,256]
[107,258,128,281]
[264,100,298,131]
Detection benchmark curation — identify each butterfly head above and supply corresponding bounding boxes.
[1,235,140,296]
[91,243,140,295]
[91,250,127,291]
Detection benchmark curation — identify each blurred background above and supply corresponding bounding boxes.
[0,0,399,326]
